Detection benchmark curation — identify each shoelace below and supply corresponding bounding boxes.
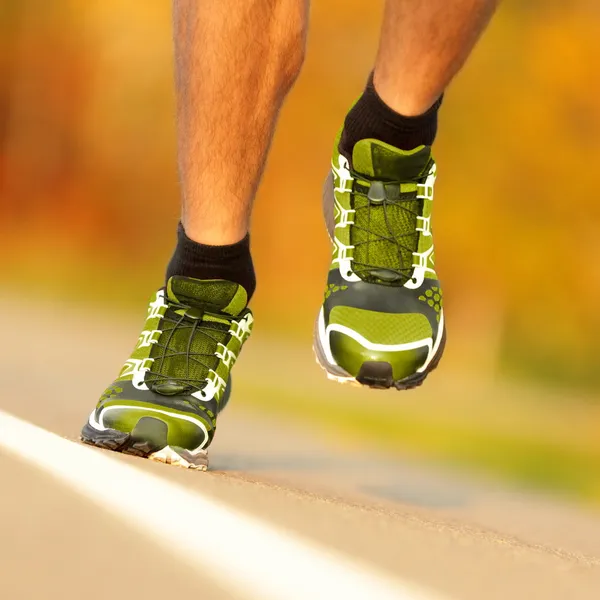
[350,172,425,284]
[145,300,235,392]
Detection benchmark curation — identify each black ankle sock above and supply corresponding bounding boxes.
[166,223,256,301]
[340,73,443,160]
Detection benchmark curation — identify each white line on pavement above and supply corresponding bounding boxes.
[0,410,450,600]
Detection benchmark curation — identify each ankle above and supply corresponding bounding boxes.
[372,70,441,117]
[183,219,250,247]
[340,73,443,159]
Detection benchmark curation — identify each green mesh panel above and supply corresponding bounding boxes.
[349,140,433,281]
[351,192,420,276]
[329,306,432,344]
[146,278,249,385]
[149,317,229,384]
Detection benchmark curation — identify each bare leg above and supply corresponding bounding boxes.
[173,0,308,246]
[374,0,499,116]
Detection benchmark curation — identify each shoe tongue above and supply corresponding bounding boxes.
[351,139,432,180]
[166,276,248,316]
[349,140,432,284]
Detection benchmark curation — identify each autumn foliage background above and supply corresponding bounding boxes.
[1,1,599,395]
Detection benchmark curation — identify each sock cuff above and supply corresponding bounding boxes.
[364,72,444,132]
[176,222,251,261]
[340,72,444,157]
[167,223,256,300]
[365,73,444,131]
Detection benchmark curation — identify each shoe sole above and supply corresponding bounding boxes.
[80,415,209,471]
[313,312,446,391]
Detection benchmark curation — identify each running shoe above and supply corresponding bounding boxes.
[81,276,253,470]
[314,134,445,390]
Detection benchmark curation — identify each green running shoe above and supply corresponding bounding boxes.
[314,134,446,390]
[81,276,253,470]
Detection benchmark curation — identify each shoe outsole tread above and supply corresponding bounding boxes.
[80,417,209,471]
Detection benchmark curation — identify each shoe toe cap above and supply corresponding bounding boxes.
[327,307,434,380]
[96,401,212,451]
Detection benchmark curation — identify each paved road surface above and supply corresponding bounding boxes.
[2,297,600,599]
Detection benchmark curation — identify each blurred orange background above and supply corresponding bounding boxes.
[1,0,599,397]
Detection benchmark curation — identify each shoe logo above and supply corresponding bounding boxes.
[332,155,353,194]
[417,163,437,201]
[148,290,168,320]
[120,358,154,390]
[416,216,432,237]
[137,329,161,349]
[193,369,227,402]
[120,358,154,377]
[216,343,237,369]
[330,156,362,284]
[406,246,436,289]
[229,313,253,342]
